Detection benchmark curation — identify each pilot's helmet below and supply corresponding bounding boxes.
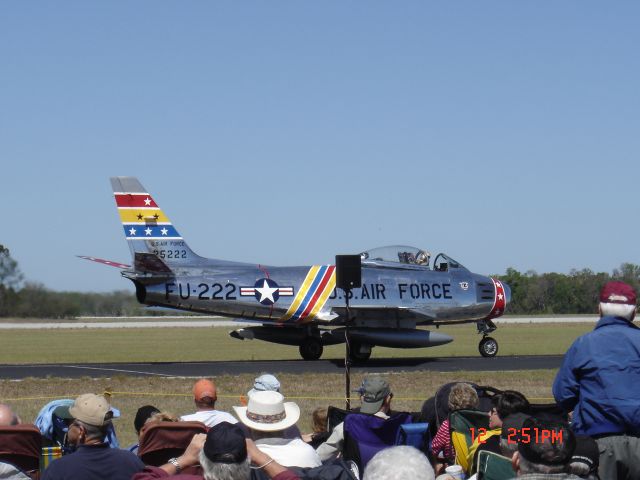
[416,251,431,265]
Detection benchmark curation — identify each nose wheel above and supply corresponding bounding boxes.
[479,336,498,357]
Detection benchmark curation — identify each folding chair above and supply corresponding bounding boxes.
[477,450,514,480]
[0,424,43,480]
[448,409,490,473]
[343,412,412,472]
[395,422,430,454]
[138,421,207,475]
[327,406,350,433]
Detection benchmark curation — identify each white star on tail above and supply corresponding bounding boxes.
[144,197,151,206]
[255,279,278,304]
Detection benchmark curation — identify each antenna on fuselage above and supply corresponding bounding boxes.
[335,254,362,410]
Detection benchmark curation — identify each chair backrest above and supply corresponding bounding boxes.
[421,383,501,439]
[327,406,351,433]
[449,409,490,472]
[395,422,430,454]
[477,450,514,480]
[343,412,412,471]
[0,424,42,479]
[138,421,207,474]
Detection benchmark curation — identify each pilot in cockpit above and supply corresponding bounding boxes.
[415,250,431,267]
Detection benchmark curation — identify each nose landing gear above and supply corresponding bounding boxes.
[479,336,498,357]
[477,319,499,358]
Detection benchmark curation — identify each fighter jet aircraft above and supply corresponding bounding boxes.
[83,177,511,361]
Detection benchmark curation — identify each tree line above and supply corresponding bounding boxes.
[496,263,640,315]
[0,245,157,318]
[1,244,639,318]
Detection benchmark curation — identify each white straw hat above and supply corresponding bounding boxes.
[233,391,300,432]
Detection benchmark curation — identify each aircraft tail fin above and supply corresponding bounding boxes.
[111,177,202,268]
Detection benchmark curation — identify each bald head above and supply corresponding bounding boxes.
[0,403,20,426]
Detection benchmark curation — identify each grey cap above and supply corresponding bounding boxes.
[358,377,391,414]
[248,374,281,397]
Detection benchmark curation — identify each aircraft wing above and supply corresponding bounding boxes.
[77,255,131,269]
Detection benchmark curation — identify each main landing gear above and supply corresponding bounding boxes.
[349,342,372,362]
[298,337,373,362]
[299,337,324,361]
[477,319,499,358]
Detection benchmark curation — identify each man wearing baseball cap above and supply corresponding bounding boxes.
[180,379,237,427]
[553,281,640,480]
[316,375,394,461]
[42,393,145,480]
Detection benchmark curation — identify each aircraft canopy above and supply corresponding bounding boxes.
[360,245,465,271]
[361,245,430,266]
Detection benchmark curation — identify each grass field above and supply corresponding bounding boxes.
[0,321,588,446]
[0,370,558,447]
[0,322,593,364]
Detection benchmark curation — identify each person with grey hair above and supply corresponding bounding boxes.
[0,403,21,426]
[363,446,435,480]
[42,394,144,480]
[133,422,301,480]
[553,281,640,480]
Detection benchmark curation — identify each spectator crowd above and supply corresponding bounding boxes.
[1,280,639,480]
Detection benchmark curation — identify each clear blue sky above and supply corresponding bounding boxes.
[2,2,639,292]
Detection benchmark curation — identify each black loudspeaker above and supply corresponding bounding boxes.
[335,255,362,290]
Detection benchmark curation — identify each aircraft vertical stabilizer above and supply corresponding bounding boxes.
[110,176,202,268]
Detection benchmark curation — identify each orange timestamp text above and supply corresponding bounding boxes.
[470,427,564,444]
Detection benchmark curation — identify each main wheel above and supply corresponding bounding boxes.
[299,337,323,360]
[479,336,498,357]
[349,342,372,362]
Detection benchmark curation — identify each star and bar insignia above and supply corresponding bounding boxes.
[240,278,294,305]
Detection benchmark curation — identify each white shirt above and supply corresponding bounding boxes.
[256,437,322,468]
[180,409,237,427]
[0,461,30,480]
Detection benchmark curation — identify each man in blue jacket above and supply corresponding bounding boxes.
[553,281,640,480]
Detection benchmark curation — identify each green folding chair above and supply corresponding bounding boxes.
[449,409,490,472]
[477,450,514,480]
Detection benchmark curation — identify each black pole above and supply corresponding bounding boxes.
[334,254,361,411]
[344,289,351,410]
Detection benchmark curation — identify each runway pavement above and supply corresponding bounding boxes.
[0,354,563,379]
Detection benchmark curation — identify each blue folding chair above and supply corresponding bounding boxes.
[395,422,430,454]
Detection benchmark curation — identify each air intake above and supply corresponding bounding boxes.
[476,281,495,302]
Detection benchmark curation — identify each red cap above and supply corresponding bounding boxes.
[599,281,636,306]
[194,379,217,402]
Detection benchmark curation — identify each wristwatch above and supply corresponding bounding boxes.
[168,457,182,473]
